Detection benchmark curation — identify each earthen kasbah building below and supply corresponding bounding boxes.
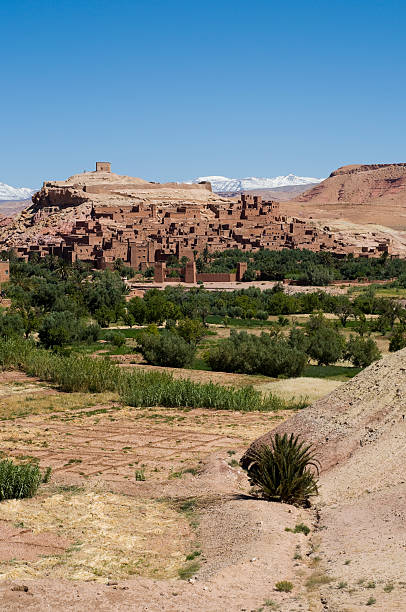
[0,162,393,278]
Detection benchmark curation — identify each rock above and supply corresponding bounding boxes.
[11,585,29,592]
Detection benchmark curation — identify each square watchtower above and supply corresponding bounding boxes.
[96,162,111,173]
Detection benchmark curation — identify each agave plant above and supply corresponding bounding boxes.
[244,433,320,506]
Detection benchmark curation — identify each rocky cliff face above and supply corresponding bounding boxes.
[297,163,406,205]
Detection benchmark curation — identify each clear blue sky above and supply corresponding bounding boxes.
[1,0,405,187]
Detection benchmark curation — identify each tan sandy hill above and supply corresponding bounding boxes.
[282,163,406,233]
[297,163,406,206]
[242,348,406,610]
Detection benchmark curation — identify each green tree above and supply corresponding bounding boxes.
[176,318,207,346]
[94,306,114,328]
[345,335,381,367]
[0,312,25,340]
[333,296,353,327]
[353,312,370,337]
[38,311,77,348]
[389,326,406,352]
[127,297,147,324]
[137,331,195,368]
[305,314,345,365]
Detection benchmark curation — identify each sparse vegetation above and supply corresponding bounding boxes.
[285,522,310,535]
[274,580,293,592]
[244,433,320,505]
[305,572,333,589]
[264,599,279,609]
[178,560,200,580]
[185,550,201,561]
[293,545,302,560]
[366,596,376,606]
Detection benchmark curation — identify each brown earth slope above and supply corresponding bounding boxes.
[297,163,406,206]
[243,348,406,610]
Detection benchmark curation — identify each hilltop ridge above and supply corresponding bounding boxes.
[297,162,406,205]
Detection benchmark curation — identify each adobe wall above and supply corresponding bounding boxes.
[0,261,10,283]
[197,272,236,282]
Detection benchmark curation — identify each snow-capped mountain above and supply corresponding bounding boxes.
[0,182,35,201]
[194,174,323,194]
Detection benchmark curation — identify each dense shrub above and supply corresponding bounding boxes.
[242,433,320,505]
[38,311,77,348]
[0,312,25,340]
[345,336,381,367]
[389,327,406,352]
[104,330,126,347]
[39,311,101,348]
[305,314,346,365]
[0,459,44,500]
[205,330,306,377]
[298,264,335,286]
[137,331,196,367]
[288,326,310,353]
[175,318,207,345]
[80,323,101,343]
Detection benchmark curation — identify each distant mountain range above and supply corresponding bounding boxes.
[193,174,324,195]
[0,182,35,201]
[1,173,324,201]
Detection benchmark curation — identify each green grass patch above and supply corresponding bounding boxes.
[303,364,361,380]
[206,315,276,328]
[285,522,310,535]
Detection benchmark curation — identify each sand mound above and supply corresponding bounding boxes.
[242,347,406,476]
[242,348,406,609]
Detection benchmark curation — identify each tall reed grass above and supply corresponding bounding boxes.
[0,459,43,500]
[0,338,306,412]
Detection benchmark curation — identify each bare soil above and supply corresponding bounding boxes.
[0,370,323,611]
